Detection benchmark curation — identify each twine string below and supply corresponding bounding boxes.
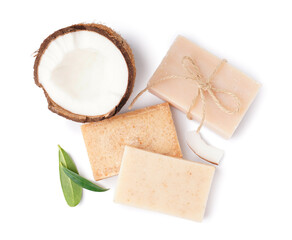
[128,56,241,133]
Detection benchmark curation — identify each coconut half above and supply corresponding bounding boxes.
[34,23,135,122]
[186,131,224,165]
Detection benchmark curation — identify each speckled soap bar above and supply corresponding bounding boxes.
[81,103,182,181]
[114,146,215,222]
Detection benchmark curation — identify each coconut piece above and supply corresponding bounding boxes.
[34,23,135,122]
[186,131,224,165]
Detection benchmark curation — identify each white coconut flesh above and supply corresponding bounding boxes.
[186,131,224,165]
[37,31,129,116]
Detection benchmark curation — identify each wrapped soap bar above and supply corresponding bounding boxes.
[147,36,261,139]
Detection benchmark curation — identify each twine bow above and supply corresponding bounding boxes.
[129,56,241,133]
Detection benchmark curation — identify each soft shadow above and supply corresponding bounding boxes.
[65,120,82,134]
[119,33,152,114]
[204,166,222,218]
[99,175,119,190]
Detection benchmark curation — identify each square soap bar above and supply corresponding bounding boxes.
[81,103,182,180]
[149,36,261,138]
[114,146,215,222]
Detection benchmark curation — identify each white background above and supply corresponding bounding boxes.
[0,0,291,239]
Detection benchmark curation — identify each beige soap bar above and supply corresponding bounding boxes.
[81,103,182,180]
[115,146,215,222]
[149,36,261,138]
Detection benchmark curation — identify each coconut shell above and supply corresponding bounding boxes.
[34,23,136,123]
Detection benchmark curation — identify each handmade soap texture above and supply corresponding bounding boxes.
[115,146,215,222]
[149,36,261,138]
[81,103,182,180]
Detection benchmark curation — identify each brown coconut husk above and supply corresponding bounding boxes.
[34,23,136,123]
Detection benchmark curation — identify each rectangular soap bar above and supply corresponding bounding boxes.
[81,103,182,180]
[114,146,215,222]
[149,36,261,138]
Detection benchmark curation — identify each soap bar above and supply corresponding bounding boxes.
[81,103,182,180]
[114,146,215,222]
[149,36,261,138]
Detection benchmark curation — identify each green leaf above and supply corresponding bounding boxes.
[60,164,109,192]
[58,145,82,207]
